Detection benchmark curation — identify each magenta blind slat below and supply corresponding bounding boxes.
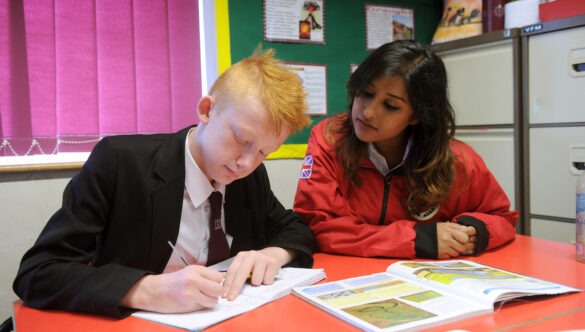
[96,0,137,135]
[25,0,57,138]
[168,0,201,129]
[1,0,32,142]
[55,0,99,136]
[0,1,5,141]
[133,1,172,133]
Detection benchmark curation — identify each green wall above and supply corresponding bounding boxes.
[228,0,442,145]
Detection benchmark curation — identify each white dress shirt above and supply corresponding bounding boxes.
[164,128,227,272]
[367,135,413,175]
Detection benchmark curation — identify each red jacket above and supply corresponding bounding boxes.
[293,118,518,258]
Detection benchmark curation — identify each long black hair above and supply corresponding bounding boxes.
[330,40,456,208]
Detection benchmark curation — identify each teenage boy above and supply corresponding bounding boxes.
[13,48,314,317]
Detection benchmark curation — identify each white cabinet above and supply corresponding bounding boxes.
[526,20,585,243]
[436,34,521,218]
[441,40,516,126]
[529,127,585,219]
[456,129,516,208]
[531,218,576,243]
[528,26,585,124]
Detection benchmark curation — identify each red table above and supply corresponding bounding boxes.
[13,235,585,331]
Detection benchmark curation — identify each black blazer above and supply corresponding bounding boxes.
[13,127,315,317]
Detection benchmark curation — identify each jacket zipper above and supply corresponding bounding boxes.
[378,174,391,225]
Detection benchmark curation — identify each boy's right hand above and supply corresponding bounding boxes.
[120,265,224,313]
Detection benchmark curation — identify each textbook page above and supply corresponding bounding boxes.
[133,266,326,331]
[293,271,492,332]
[385,260,581,307]
[293,260,580,332]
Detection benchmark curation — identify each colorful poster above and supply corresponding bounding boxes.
[264,0,325,44]
[366,4,415,50]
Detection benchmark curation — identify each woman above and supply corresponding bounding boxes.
[293,40,517,259]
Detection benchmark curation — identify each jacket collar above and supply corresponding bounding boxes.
[152,126,193,185]
[148,126,193,272]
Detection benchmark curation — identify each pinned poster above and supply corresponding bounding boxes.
[285,63,328,116]
[365,4,415,51]
[264,0,325,44]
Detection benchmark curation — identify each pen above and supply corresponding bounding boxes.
[168,240,285,279]
[167,240,189,266]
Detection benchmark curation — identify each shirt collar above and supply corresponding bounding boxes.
[367,135,413,175]
[184,128,225,207]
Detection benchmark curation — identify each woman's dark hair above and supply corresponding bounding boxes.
[330,40,456,209]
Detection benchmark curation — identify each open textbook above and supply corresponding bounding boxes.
[292,260,581,332]
[132,258,326,331]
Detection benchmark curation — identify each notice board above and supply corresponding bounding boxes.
[227,0,442,158]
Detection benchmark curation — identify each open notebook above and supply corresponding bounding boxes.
[132,258,326,331]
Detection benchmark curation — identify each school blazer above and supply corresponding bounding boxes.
[13,126,315,318]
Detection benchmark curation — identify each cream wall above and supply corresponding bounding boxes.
[1,170,75,322]
[0,158,303,323]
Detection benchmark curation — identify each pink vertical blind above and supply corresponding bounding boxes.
[0,0,201,156]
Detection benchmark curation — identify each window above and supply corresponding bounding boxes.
[0,0,202,163]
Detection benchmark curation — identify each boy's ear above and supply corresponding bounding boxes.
[196,95,215,124]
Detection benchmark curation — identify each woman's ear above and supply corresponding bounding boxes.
[410,118,419,126]
[196,95,215,124]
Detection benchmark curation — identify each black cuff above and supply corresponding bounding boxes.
[286,250,315,268]
[456,215,489,254]
[414,223,438,259]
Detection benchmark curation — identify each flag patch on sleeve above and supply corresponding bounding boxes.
[300,155,313,179]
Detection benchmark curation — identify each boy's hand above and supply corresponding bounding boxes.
[221,247,294,301]
[121,265,223,313]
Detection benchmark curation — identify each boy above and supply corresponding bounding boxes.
[13,48,314,317]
